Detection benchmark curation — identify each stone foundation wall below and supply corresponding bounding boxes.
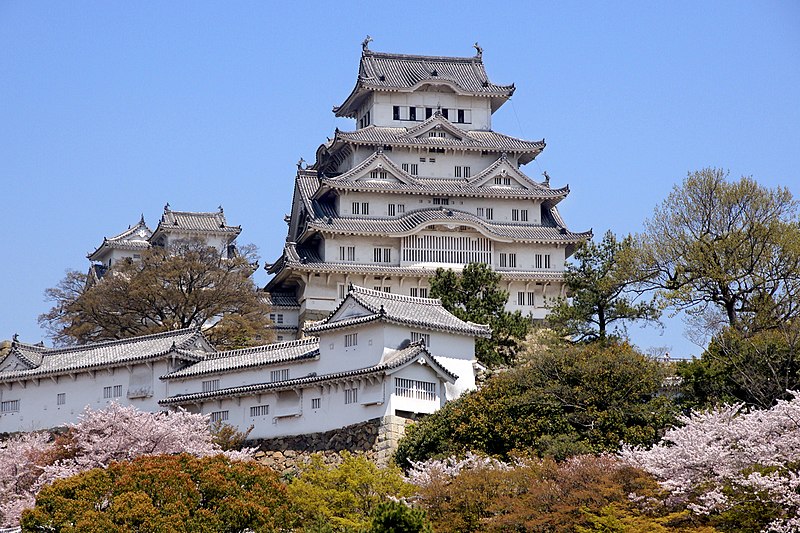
[249,415,411,474]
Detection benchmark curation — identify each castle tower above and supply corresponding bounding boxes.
[266,42,591,337]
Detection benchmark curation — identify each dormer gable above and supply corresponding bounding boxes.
[402,113,470,143]
[323,151,419,187]
[469,156,543,190]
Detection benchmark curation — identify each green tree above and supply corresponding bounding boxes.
[395,337,677,465]
[677,320,800,409]
[286,452,413,532]
[21,454,292,532]
[39,239,273,349]
[368,501,433,533]
[636,168,800,335]
[547,230,661,342]
[429,262,529,366]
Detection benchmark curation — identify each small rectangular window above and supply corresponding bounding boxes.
[442,108,449,119]
[454,166,461,178]
[339,246,346,261]
[545,254,551,269]
[270,369,290,382]
[518,291,525,305]
[362,202,369,215]
[535,254,543,269]
[464,166,471,178]
[410,287,418,297]
[512,209,520,221]
[202,379,220,393]
[388,204,396,216]
[311,398,321,409]
[352,202,359,215]
[409,107,416,121]
[57,393,66,406]
[429,157,436,163]
[521,209,528,221]
[419,288,428,298]
[1,400,20,413]
[395,378,436,401]
[250,405,269,417]
[476,207,484,217]
[504,177,511,186]
[457,109,465,123]
[398,204,405,213]
[338,283,347,301]
[419,157,426,163]
[393,106,400,120]
[103,386,113,399]
[402,163,409,172]
[432,198,449,205]
[347,246,356,261]
[410,331,431,346]
[344,388,358,404]
[345,333,358,347]
[210,411,229,424]
[114,385,122,397]
[410,164,418,176]
[494,177,502,185]
[425,107,433,118]
[485,208,494,220]
[528,292,535,306]
[276,314,284,324]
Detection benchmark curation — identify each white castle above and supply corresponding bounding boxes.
[0,43,587,439]
[265,41,589,340]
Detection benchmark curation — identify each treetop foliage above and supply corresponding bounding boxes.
[429,262,530,366]
[622,392,800,532]
[636,168,800,337]
[21,454,291,533]
[394,336,677,466]
[286,451,413,532]
[0,403,252,528]
[547,230,661,342]
[40,239,273,349]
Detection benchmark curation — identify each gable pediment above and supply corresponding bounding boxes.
[328,299,373,323]
[470,158,537,190]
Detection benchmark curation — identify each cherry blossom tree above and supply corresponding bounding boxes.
[621,392,800,531]
[0,403,252,528]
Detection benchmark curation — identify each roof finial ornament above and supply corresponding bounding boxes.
[542,171,551,187]
[139,213,145,224]
[297,157,306,170]
[12,333,18,344]
[164,202,170,212]
[474,42,483,58]
[218,205,224,213]
[379,304,386,316]
[362,35,372,52]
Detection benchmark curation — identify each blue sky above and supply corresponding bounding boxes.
[1,1,798,358]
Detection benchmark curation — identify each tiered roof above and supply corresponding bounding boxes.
[161,337,318,380]
[150,205,241,243]
[158,340,456,406]
[87,216,152,261]
[267,242,567,283]
[319,114,545,167]
[305,285,491,338]
[334,47,514,118]
[0,328,212,382]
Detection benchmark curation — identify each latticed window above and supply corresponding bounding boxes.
[345,333,357,347]
[57,393,65,406]
[1,400,19,413]
[250,405,269,417]
[402,234,492,264]
[344,388,358,404]
[210,411,229,424]
[311,398,321,409]
[395,378,436,401]
[270,369,290,382]
[499,253,517,268]
[410,331,431,346]
[202,379,220,393]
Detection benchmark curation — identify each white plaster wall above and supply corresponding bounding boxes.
[315,322,385,375]
[371,92,492,130]
[387,363,446,415]
[0,359,175,433]
[383,324,475,361]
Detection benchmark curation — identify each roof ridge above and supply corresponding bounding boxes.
[208,337,317,359]
[351,285,442,305]
[365,50,481,63]
[39,328,199,355]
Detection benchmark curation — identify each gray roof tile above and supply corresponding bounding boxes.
[161,338,319,380]
[0,329,210,382]
[158,341,455,406]
[305,285,491,338]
